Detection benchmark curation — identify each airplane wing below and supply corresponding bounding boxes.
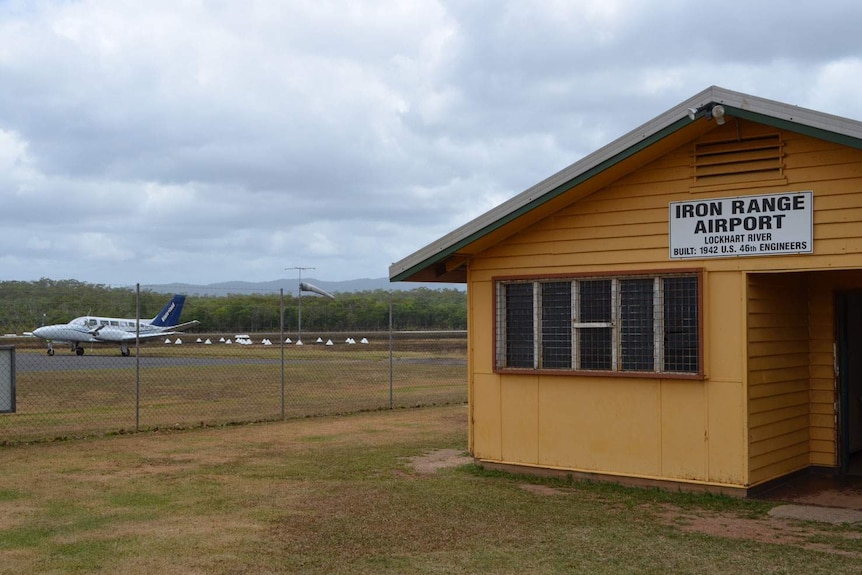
[93,330,183,343]
[118,331,175,343]
[120,320,200,342]
[168,320,200,332]
[90,321,200,343]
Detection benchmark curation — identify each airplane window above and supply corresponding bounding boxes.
[110,321,119,326]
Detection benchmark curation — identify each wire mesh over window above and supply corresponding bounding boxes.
[663,276,699,373]
[504,282,534,368]
[578,280,612,370]
[620,278,655,371]
[541,282,572,369]
[496,273,700,375]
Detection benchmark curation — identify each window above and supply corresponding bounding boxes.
[495,273,700,375]
[542,282,572,369]
[504,282,534,368]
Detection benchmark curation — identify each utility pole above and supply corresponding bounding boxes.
[286,266,314,344]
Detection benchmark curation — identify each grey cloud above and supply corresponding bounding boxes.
[1,0,861,284]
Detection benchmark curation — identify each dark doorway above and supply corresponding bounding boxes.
[836,292,862,475]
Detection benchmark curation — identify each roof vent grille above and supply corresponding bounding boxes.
[692,134,784,190]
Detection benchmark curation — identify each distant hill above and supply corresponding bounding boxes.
[142,277,464,297]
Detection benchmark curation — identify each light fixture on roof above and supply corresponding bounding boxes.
[686,104,727,125]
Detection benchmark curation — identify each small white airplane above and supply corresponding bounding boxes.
[30,294,199,356]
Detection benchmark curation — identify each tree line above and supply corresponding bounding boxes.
[0,279,467,334]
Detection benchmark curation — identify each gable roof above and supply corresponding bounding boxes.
[389,85,862,283]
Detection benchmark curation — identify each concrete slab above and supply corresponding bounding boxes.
[769,504,862,525]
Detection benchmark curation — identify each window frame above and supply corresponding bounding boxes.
[493,269,704,379]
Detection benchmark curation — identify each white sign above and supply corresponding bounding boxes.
[669,191,813,259]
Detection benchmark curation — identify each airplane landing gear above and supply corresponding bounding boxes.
[120,344,130,357]
[75,345,85,356]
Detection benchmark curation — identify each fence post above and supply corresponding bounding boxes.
[135,283,140,432]
[388,291,393,409]
[280,288,285,420]
[0,346,15,414]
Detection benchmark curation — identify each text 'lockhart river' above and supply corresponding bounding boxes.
[668,191,813,260]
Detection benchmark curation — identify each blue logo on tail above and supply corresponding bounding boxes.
[150,295,186,327]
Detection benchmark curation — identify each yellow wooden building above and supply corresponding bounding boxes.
[390,86,862,495]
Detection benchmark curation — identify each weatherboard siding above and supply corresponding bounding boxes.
[808,282,835,468]
[468,272,746,485]
[746,274,810,485]
[468,135,754,486]
[471,124,862,283]
[464,119,862,488]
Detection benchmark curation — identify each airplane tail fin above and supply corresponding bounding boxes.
[149,295,187,327]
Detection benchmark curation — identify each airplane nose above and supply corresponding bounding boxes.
[32,326,51,339]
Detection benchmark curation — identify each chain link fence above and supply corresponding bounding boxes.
[0,290,467,444]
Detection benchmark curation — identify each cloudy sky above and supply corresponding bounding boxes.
[2,0,862,287]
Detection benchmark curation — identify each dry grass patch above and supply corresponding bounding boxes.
[654,505,862,559]
[1,405,861,575]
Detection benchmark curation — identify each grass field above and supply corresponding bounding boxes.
[2,334,467,443]
[0,405,859,574]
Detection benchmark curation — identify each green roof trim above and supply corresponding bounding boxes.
[726,106,862,151]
